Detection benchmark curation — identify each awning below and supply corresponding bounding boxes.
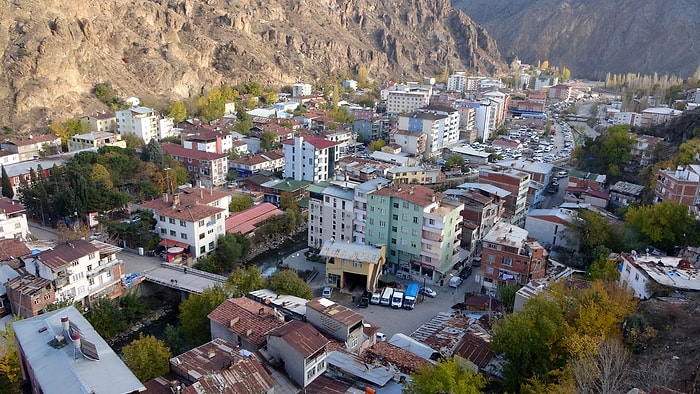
[159,239,190,249]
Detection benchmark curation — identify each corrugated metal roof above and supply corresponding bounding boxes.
[319,241,384,264]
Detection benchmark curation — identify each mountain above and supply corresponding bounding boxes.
[452,0,700,79]
[0,0,506,130]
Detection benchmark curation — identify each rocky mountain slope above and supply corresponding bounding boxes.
[0,0,506,130]
[452,0,700,79]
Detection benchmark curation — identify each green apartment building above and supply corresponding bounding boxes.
[365,184,464,284]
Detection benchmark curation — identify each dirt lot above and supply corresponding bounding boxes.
[627,297,700,392]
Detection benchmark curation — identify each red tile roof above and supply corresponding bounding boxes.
[0,239,31,261]
[453,332,496,369]
[6,134,60,146]
[161,142,227,161]
[267,320,329,357]
[38,240,98,270]
[140,197,224,222]
[208,298,288,347]
[0,197,25,215]
[372,184,443,208]
[226,203,283,235]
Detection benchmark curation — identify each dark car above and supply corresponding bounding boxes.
[358,291,370,308]
[471,258,481,267]
[459,266,473,279]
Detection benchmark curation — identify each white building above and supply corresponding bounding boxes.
[158,116,176,140]
[524,207,578,250]
[386,88,432,115]
[613,111,642,126]
[138,188,230,259]
[308,183,356,249]
[396,105,460,159]
[0,197,29,241]
[617,252,700,299]
[352,178,391,245]
[116,106,158,144]
[292,83,312,97]
[67,132,126,152]
[282,136,341,182]
[447,73,469,92]
[80,112,117,133]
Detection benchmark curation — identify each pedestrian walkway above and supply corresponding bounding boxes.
[143,263,226,294]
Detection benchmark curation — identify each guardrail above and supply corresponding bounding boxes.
[160,262,227,283]
[144,275,203,294]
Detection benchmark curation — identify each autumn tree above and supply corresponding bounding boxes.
[279,191,299,212]
[90,163,113,189]
[564,210,618,267]
[368,139,386,152]
[179,286,227,346]
[168,101,187,123]
[1,165,13,199]
[229,195,254,212]
[0,322,21,393]
[572,339,630,394]
[586,254,620,282]
[122,334,171,382]
[85,298,127,339]
[260,131,279,151]
[444,154,465,169]
[121,133,145,148]
[405,356,488,394]
[624,201,697,253]
[267,269,313,299]
[225,266,265,297]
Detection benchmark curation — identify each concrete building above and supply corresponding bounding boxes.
[612,111,642,126]
[632,134,665,167]
[282,136,341,182]
[116,106,159,144]
[395,105,460,158]
[365,184,464,283]
[480,222,547,291]
[182,128,234,154]
[161,142,228,188]
[532,75,559,91]
[609,181,645,208]
[138,188,230,259]
[494,160,554,209]
[67,132,126,152]
[352,178,392,245]
[455,100,495,142]
[25,239,125,307]
[353,117,391,142]
[320,240,386,292]
[445,186,506,255]
[208,297,287,352]
[478,168,530,225]
[391,130,426,157]
[12,306,144,394]
[0,197,29,241]
[525,207,579,251]
[0,134,61,162]
[80,112,117,133]
[447,72,469,92]
[308,182,355,249]
[229,150,285,178]
[385,166,427,184]
[654,165,700,212]
[616,252,700,299]
[267,320,330,388]
[549,84,572,101]
[448,144,492,165]
[386,88,432,115]
[292,83,312,97]
[305,297,365,353]
[641,107,682,126]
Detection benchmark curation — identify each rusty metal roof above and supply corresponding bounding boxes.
[319,241,384,264]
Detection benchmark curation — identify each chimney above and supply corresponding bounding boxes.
[61,316,69,332]
[173,193,181,207]
[207,348,216,359]
[246,329,253,337]
[258,307,265,315]
[200,189,203,199]
[163,193,169,203]
[229,317,239,327]
[71,331,81,358]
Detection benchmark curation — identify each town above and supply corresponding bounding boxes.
[0,62,700,394]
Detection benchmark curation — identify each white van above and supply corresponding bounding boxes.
[370,291,382,305]
[391,291,404,309]
[380,287,394,306]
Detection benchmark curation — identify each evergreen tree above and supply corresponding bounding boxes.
[1,165,13,199]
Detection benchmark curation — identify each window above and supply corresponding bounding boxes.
[106,270,111,278]
[369,218,374,225]
[379,220,386,228]
[393,202,399,208]
[403,201,409,208]
[393,214,398,220]
[503,257,512,266]
[353,262,362,268]
[89,253,96,259]
[412,229,418,236]
[391,238,397,244]
[89,278,94,286]
[307,366,316,380]
[209,241,215,250]
[14,222,21,229]
[413,217,418,223]
[429,219,435,225]
[402,214,408,221]
[401,239,407,245]
[199,219,205,226]
[379,233,385,240]
[487,254,495,263]
[159,215,165,222]
[411,241,417,248]
[199,233,205,239]
[402,227,408,234]
[200,246,206,254]
[391,226,397,232]
[169,218,175,224]
[170,230,176,236]
[180,220,186,227]
[181,233,187,239]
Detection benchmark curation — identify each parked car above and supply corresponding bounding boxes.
[459,266,473,279]
[471,258,481,267]
[448,276,463,288]
[322,286,332,298]
[358,292,370,308]
[419,287,437,298]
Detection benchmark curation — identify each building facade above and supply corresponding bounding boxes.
[161,142,228,188]
[478,168,530,225]
[282,136,340,182]
[67,132,126,152]
[80,112,117,133]
[320,240,386,292]
[308,183,355,249]
[116,106,159,144]
[386,89,432,115]
[655,165,700,212]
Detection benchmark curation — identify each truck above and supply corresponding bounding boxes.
[380,287,394,306]
[403,282,420,310]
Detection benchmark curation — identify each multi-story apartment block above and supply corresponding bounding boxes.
[445,185,506,254]
[532,75,559,91]
[482,91,510,127]
[80,112,117,133]
[641,107,682,126]
[612,111,642,127]
[385,166,427,184]
[292,82,312,97]
[391,130,426,157]
[525,207,579,251]
[320,240,386,292]
[138,188,230,259]
[267,320,330,388]
[495,159,554,208]
[282,136,341,182]
[229,150,284,178]
[396,112,449,159]
[365,184,464,283]
[161,142,228,188]
[549,84,573,101]
[447,72,469,92]
[5,275,56,318]
[26,239,126,307]
[352,178,391,245]
[480,222,547,291]
[182,127,233,154]
[307,182,355,249]
[67,132,126,152]
[478,168,530,225]
[455,100,495,142]
[116,106,159,144]
[353,117,391,142]
[386,88,432,115]
[0,198,29,240]
[655,165,700,212]
[0,134,61,162]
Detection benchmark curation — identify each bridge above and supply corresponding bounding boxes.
[143,263,227,294]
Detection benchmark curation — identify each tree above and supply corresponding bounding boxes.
[179,286,228,346]
[93,82,119,106]
[279,191,299,212]
[405,356,488,394]
[168,101,187,123]
[564,210,617,266]
[162,324,186,356]
[0,322,21,392]
[498,283,520,313]
[229,195,254,212]
[572,339,629,394]
[213,233,249,272]
[141,139,163,164]
[444,154,465,169]
[120,292,146,324]
[233,119,253,135]
[368,139,385,152]
[267,269,313,299]
[226,266,265,297]
[121,133,144,148]
[122,334,171,382]
[260,131,279,151]
[90,163,113,189]
[357,66,369,87]
[492,295,568,391]
[85,298,127,339]
[587,255,619,282]
[1,165,13,199]
[624,201,696,253]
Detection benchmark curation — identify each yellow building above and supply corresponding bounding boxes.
[67,132,127,152]
[385,166,427,184]
[320,241,385,292]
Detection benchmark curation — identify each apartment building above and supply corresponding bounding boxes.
[353,117,391,142]
[305,298,365,354]
[396,109,456,159]
[532,75,559,91]
[67,132,126,152]
[495,159,554,208]
[613,111,642,126]
[480,222,547,291]
[26,239,126,307]
[267,320,330,388]
[0,197,29,241]
[386,88,432,115]
[352,178,391,245]
[0,134,61,162]
[655,165,700,212]
[365,184,463,283]
[161,142,228,188]
[478,168,531,225]
[641,107,682,126]
[549,84,573,101]
[229,150,284,178]
[391,130,426,157]
[181,127,234,154]
[282,136,341,182]
[307,182,355,249]
[445,186,506,254]
[80,112,117,133]
[5,275,56,318]
[525,207,579,251]
[292,83,312,97]
[138,188,230,259]
[116,106,159,144]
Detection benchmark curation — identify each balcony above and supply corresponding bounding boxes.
[86,259,122,278]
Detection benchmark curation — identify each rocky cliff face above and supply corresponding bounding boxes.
[453,0,700,79]
[0,0,506,130]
